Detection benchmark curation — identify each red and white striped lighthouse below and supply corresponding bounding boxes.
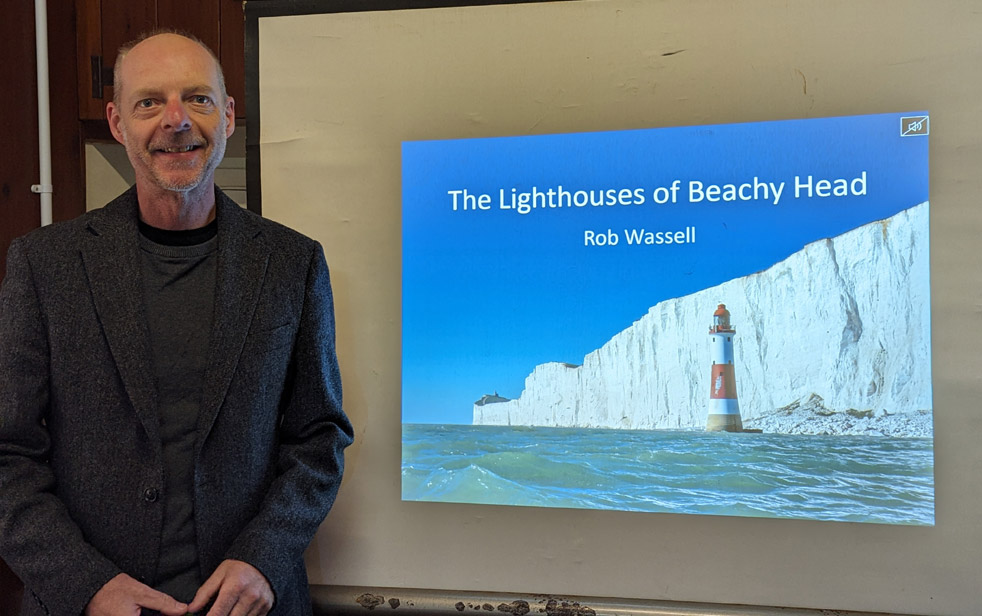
[707,303,744,432]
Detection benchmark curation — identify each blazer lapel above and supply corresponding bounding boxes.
[79,189,160,444]
[196,191,270,443]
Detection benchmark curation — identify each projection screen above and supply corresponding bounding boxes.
[246,2,982,614]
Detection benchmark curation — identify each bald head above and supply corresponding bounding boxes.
[113,30,227,108]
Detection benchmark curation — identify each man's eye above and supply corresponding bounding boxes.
[193,95,212,105]
[137,99,154,108]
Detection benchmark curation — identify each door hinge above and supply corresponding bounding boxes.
[90,55,114,99]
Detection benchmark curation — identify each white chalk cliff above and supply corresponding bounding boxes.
[473,203,932,436]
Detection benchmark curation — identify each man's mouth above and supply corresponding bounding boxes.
[155,144,202,153]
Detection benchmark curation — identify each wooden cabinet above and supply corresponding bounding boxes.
[76,0,245,121]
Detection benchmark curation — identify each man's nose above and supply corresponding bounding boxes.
[161,98,192,132]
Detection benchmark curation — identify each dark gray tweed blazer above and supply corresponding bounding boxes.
[0,187,354,615]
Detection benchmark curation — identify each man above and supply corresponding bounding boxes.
[0,31,354,615]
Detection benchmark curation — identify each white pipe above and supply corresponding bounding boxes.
[32,0,53,226]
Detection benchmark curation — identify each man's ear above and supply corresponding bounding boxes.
[106,102,126,145]
[224,97,236,138]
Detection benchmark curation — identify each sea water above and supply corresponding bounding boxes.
[401,424,934,525]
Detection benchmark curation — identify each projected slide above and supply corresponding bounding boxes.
[401,112,933,525]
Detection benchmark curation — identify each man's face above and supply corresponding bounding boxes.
[107,34,235,195]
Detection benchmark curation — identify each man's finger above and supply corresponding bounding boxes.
[224,595,271,616]
[133,581,189,616]
[140,589,192,616]
[85,573,188,616]
[205,589,239,616]
[188,567,224,613]
[189,560,273,616]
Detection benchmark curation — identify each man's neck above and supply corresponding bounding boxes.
[137,182,217,230]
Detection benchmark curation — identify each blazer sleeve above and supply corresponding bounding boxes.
[0,239,122,615]
[222,242,354,596]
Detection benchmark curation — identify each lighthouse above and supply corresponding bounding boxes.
[707,304,744,432]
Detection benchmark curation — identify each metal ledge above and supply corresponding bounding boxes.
[310,586,907,616]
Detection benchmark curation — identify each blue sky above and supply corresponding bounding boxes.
[401,112,930,424]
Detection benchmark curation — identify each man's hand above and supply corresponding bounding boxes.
[188,559,274,616]
[84,573,188,616]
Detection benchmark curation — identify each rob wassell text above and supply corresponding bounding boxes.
[584,226,696,246]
